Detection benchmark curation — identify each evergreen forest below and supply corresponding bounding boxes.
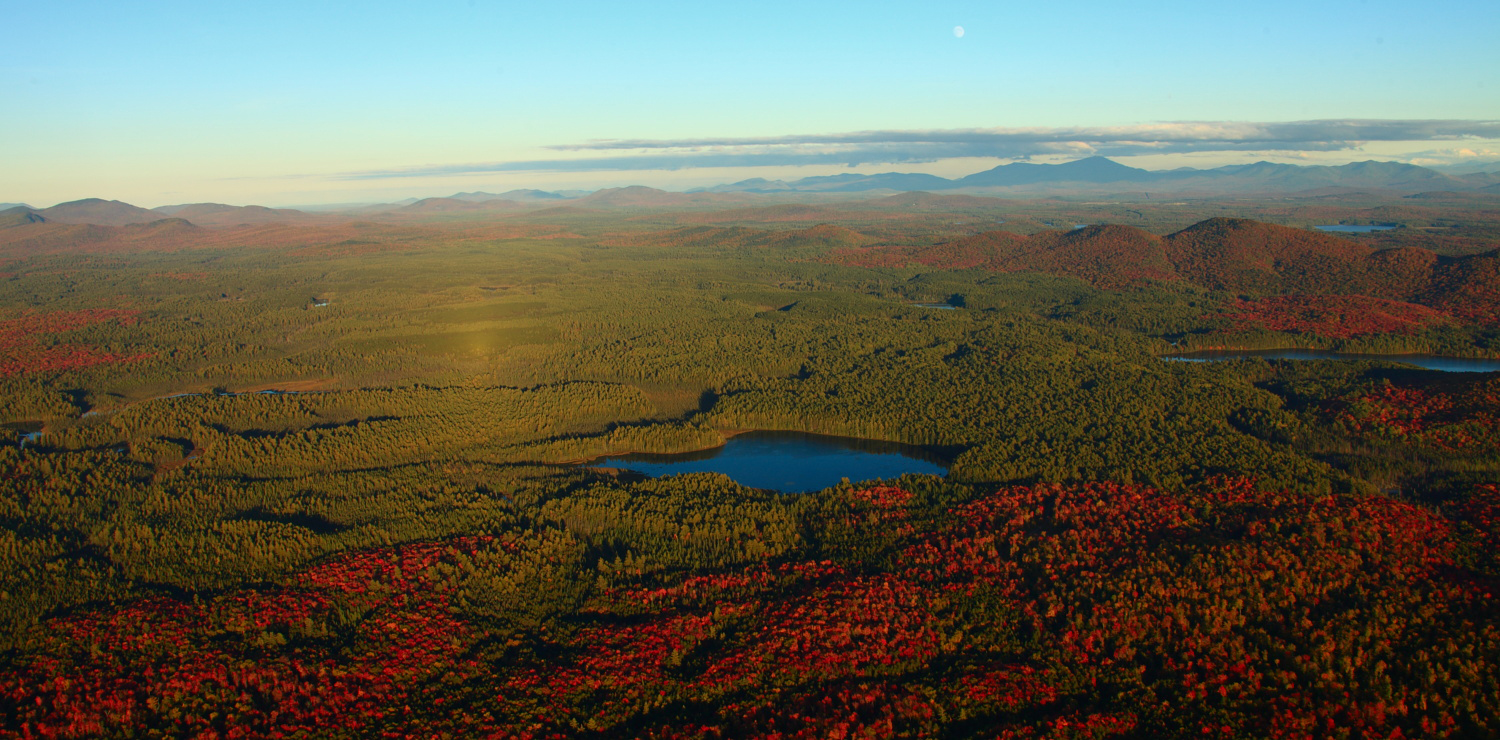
[1,190,1498,738]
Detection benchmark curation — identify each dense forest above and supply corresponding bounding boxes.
[1,191,1498,738]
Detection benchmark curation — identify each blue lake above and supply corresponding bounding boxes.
[588,431,950,493]
[1314,225,1397,233]
[1164,349,1500,373]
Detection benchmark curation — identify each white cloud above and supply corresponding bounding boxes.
[334,119,1500,179]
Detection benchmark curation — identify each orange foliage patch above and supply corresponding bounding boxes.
[1329,379,1500,452]
[0,309,151,377]
[4,482,1495,738]
[1219,294,1455,338]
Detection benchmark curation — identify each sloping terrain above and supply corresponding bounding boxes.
[1161,218,1378,293]
[829,217,1500,323]
[151,203,322,226]
[38,198,164,226]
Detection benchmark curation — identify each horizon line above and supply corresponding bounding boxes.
[11,153,1500,211]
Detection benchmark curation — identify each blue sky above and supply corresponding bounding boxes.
[4,0,1498,206]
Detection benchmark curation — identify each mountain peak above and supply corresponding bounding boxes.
[1061,156,1135,169]
[958,156,1151,187]
[40,198,163,226]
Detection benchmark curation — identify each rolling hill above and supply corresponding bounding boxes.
[0,207,46,228]
[829,217,1500,322]
[396,197,529,214]
[1160,218,1378,293]
[39,198,164,226]
[151,203,319,227]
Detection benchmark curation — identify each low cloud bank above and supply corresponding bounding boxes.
[337,119,1500,179]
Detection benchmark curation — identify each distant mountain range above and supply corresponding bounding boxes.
[2,199,321,228]
[151,203,325,227]
[694,157,1500,195]
[8,158,1500,228]
[396,197,530,214]
[451,189,568,202]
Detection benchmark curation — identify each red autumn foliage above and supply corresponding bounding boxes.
[831,225,1177,289]
[1423,250,1500,327]
[1329,379,1500,452]
[828,218,1393,294]
[1449,484,1500,573]
[0,309,152,377]
[1218,294,1454,339]
[3,482,1495,738]
[826,218,1500,325]
[0,538,493,739]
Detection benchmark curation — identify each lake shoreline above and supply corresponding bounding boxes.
[569,429,951,492]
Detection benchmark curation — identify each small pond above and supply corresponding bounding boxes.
[1314,225,1397,233]
[586,430,950,493]
[1164,349,1500,373]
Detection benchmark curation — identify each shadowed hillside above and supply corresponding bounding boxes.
[0,208,46,228]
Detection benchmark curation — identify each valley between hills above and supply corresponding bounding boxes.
[2,181,1499,738]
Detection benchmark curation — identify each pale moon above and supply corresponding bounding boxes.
[954,25,965,38]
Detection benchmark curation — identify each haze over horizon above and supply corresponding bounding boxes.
[4,0,1498,207]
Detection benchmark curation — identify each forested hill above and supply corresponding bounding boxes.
[830,217,1500,323]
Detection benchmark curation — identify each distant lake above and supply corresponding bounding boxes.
[1314,225,1397,233]
[587,431,950,493]
[913,302,960,310]
[1164,349,1500,373]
